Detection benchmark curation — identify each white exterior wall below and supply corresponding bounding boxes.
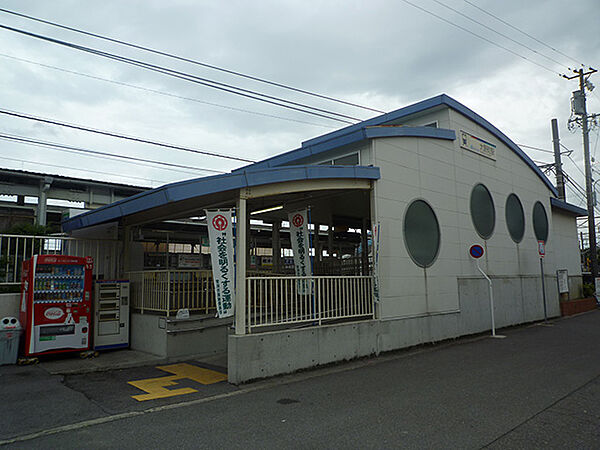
[373,107,570,323]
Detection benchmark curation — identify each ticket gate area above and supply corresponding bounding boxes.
[94,280,130,350]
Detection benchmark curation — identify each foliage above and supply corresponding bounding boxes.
[5,223,55,236]
[582,283,595,298]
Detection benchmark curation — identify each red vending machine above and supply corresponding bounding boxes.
[20,255,93,357]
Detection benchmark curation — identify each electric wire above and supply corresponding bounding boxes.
[518,143,555,154]
[399,0,560,75]
[0,132,225,174]
[463,0,586,69]
[431,0,568,69]
[0,108,252,164]
[0,154,169,186]
[0,7,385,114]
[0,23,360,124]
[0,53,335,129]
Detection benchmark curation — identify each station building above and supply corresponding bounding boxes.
[62,94,585,383]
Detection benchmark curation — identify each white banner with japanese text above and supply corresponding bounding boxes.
[372,222,381,303]
[288,209,311,294]
[206,210,235,318]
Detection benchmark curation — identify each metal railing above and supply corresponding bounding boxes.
[246,275,374,331]
[128,270,215,316]
[0,234,121,284]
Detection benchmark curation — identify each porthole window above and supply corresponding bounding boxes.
[404,200,440,268]
[505,194,525,243]
[470,184,495,239]
[532,201,549,242]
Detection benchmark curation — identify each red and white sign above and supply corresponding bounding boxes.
[212,214,228,231]
[538,240,545,257]
[292,213,304,228]
[44,307,65,320]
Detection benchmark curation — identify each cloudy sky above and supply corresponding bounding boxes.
[0,0,599,209]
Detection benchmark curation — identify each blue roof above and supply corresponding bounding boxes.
[239,126,455,171]
[235,94,558,196]
[550,198,587,216]
[62,165,380,231]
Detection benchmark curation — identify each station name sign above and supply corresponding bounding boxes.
[460,130,496,161]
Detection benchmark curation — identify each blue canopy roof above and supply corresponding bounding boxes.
[62,165,380,231]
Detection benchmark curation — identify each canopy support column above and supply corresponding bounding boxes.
[235,194,247,335]
[272,220,281,274]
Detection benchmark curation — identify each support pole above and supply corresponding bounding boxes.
[235,195,247,335]
[551,118,566,201]
[272,220,281,274]
[540,257,548,322]
[361,217,369,275]
[37,177,52,226]
[476,261,504,338]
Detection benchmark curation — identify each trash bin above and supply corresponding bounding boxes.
[0,317,22,365]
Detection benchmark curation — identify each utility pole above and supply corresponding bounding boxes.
[551,118,566,200]
[565,67,598,278]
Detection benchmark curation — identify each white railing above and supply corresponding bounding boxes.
[246,275,374,331]
[128,270,215,316]
[0,234,121,284]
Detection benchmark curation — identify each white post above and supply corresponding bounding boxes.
[236,195,247,335]
[476,260,505,339]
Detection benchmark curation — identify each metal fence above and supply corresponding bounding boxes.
[128,270,216,316]
[246,275,374,331]
[0,234,121,284]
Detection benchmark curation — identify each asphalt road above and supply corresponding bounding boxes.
[2,311,600,449]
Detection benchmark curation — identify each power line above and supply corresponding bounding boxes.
[0,154,169,186]
[0,7,385,114]
[0,132,225,174]
[431,0,568,69]
[0,23,360,124]
[517,143,554,154]
[399,0,560,75]
[0,107,253,164]
[0,52,335,129]
[463,0,586,69]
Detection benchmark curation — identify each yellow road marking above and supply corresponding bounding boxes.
[156,363,228,385]
[128,363,227,402]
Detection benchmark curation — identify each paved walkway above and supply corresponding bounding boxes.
[2,310,600,448]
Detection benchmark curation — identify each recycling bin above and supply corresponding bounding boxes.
[0,317,22,365]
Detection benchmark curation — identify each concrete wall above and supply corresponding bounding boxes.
[228,273,560,384]
[131,313,167,356]
[0,293,20,319]
[131,312,230,359]
[372,106,576,323]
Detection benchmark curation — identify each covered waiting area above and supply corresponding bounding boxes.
[63,164,381,336]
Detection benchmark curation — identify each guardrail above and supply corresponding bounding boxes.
[0,234,121,284]
[128,270,215,316]
[246,275,374,331]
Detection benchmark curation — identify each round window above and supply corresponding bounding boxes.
[470,184,495,239]
[505,194,525,243]
[532,201,549,242]
[404,200,440,268]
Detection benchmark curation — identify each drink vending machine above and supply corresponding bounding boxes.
[20,255,93,357]
[93,280,130,351]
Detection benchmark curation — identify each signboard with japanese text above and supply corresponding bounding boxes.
[460,130,496,160]
[556,269,569,294]
[372,222,381,303]
[288,209,311,294]
[206,210,235,318]
[178,254,203,268]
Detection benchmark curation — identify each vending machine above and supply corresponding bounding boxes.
[93,280,130,351]
[20,255,93,357]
